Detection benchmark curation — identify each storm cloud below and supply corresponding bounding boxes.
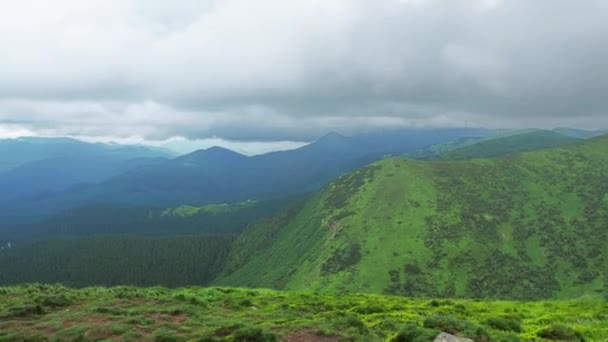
[1,0,607,142]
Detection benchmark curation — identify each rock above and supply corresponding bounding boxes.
[433,332,474,342]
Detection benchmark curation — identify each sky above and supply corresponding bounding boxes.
[0,0,607,153]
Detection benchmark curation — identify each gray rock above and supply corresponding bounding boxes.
[433,332,474,342]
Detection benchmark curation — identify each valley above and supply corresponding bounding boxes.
[1,130,606,341]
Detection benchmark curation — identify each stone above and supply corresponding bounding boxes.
[433,332,474,342]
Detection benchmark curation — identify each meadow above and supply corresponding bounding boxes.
[1,284,606,341]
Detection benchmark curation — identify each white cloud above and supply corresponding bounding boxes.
[0,0,607,140]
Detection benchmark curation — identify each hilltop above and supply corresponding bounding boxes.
[406,130,579,160]
[433,130,580,160]
[217,135,608,300]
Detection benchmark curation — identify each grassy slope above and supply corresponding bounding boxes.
[405,130,579,160]
[217,135,608,300]
[433,130,579,160]
[404,136,485,159]
[1,284,606,341]
[161,200,260,217]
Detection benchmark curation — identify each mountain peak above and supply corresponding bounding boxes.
[204,146,240,154]
[177,146,246,164]
[318,131,347,141]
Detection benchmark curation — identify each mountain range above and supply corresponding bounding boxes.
[216,134,608,299]
[1,128,497,236]
[1,128,605,301]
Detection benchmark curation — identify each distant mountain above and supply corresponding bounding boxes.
[1,128,495,227]
[432,130,580,160]
[553,127,608,139]
[0,137,169,172]
[405,137,486,159]
[0,137,170,205]
[0,155,167,202]
[216,134,608,300]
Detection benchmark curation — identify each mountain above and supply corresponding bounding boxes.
[405,137,486,159]
[0,137,170,201]
[553,127,608,139]
[216,135,608,300]
[405,130,580,160]
[0,155,167,202]
[1,129,495,227]
[432,130,580,160]
[0,137,169,172]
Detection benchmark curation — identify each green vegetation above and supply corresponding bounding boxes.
[405,137,485,159]
[406,130,579,160]
[217,135,608,300]
[161,200,259,218]
[18,197,290,241]
[0,235,234,287]
[0,198,302,287]
[432,130,580,160]
[1,284,606,341]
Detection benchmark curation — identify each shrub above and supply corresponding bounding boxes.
[3,303,44,318]
[494,332,521,342]
[537,324,585,341]
[154,328,184,342]
[232,327,277,342]
[36,294,72,308]
[391,322,439,342]
[339,313,367,332]
[486,316,522,333]
[354,303,385,314]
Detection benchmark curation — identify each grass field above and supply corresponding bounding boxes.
[0,284,606,341]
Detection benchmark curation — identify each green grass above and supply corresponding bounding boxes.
[432,130,580,160]
[0,284,605,341]
[406,130,579,160]
[161,200,260,218]
[217,135,608,300]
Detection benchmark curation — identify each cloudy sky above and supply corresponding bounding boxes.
[1,0,607,151]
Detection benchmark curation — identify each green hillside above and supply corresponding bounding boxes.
[433,130,580,160]
[405,130,579,160]
[404,136,485,159]
[1,284,605,341]
[216,135,608,300]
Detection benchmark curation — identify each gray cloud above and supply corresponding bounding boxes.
[0,0,607,141]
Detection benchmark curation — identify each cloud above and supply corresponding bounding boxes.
[0,0,607,141]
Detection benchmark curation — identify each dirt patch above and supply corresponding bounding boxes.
[84,327,116,339]
[171,313,188,323]
[62,315,110,328]
[285,330,339,342]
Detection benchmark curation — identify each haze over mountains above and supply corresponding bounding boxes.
[1,128,496,237]
[1,127,606,301]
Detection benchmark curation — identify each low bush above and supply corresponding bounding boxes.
[154,328,184,342]
[391,321,439,342]
[486,316,522,333]
[232,327,277,342]
[537,324,585,341]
